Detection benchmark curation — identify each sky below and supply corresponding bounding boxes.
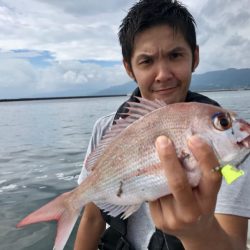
[0,0,250,98]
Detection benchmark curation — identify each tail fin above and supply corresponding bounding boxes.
[16,191,80,250]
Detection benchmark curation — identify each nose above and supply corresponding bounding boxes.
[155,62,173,83]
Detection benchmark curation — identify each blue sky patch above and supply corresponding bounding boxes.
[12,49,55,68]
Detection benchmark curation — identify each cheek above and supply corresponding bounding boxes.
[134,70,154,88]
[175,65,192,86]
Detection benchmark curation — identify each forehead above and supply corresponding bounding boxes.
[132,24,190,55]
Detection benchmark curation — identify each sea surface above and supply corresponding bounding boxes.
[0,90,250,250]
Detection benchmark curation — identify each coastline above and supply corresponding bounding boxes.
[0,94,127,103]
[0,88,249,103]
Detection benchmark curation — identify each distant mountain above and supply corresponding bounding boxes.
[3,68,249,101]
[190,68,250,91]
[95,81,137,96]
[95,68,250,95]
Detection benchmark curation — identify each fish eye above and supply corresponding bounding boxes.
[212,112,232,131]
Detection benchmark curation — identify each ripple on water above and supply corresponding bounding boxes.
[55,172,76,181]
[0,158,13,163]
[0,184,18,194]
[35,175,48,179]
[1,92,248,249]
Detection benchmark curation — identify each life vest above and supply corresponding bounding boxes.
[98,88,220,250]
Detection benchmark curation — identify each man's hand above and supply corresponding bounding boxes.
[149,135,232,249]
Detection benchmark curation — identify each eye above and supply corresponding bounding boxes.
[138,57,152,65]
[212,112,232,131]
[170,52,181,59]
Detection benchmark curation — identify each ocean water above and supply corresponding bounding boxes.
[0,90,249,249]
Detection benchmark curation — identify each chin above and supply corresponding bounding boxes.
[153,91,185,104]
[166,95,187,104]
[162,96,180,105]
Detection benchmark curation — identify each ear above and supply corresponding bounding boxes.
[123,60,135,80]
[192,46,199,72]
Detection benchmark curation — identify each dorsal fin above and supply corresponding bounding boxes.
[85,97,166,171]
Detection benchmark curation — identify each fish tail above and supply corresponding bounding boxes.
[16,191,80,250]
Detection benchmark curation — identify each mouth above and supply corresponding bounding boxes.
[152,86,178,94]
[231,135,250,167]
[235,118,250,148]
[238,135,250,148]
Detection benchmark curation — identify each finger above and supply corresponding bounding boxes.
[149,200,164,229]
[188,135,221,199]
[149,196,178,232]
[155,136,197,208]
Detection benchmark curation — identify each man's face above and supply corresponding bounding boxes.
[124,24,199,104]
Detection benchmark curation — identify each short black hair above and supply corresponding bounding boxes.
[118,0,197,66]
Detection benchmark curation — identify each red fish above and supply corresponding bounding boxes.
[16,98,250,250]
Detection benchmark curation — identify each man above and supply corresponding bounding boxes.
[75,0,249,249]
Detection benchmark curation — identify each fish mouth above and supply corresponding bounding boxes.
[231,118,250,167]
[234,118,250,148]
[238,135,250,148]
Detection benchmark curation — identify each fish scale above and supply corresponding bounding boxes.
[16,98,250,250]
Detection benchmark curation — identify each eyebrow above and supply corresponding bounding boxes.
[169,46,187,53]
[135,46,187,58]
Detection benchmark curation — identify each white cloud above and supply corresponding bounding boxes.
[0,58,35,88]
[37,60,129,92]
[0,53,130,98]
[0,0,132,61]
[35,0,133,16]
[193,0,250,72]
[0,0,250,98]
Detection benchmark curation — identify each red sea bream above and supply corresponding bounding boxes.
[16,98,250,250]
